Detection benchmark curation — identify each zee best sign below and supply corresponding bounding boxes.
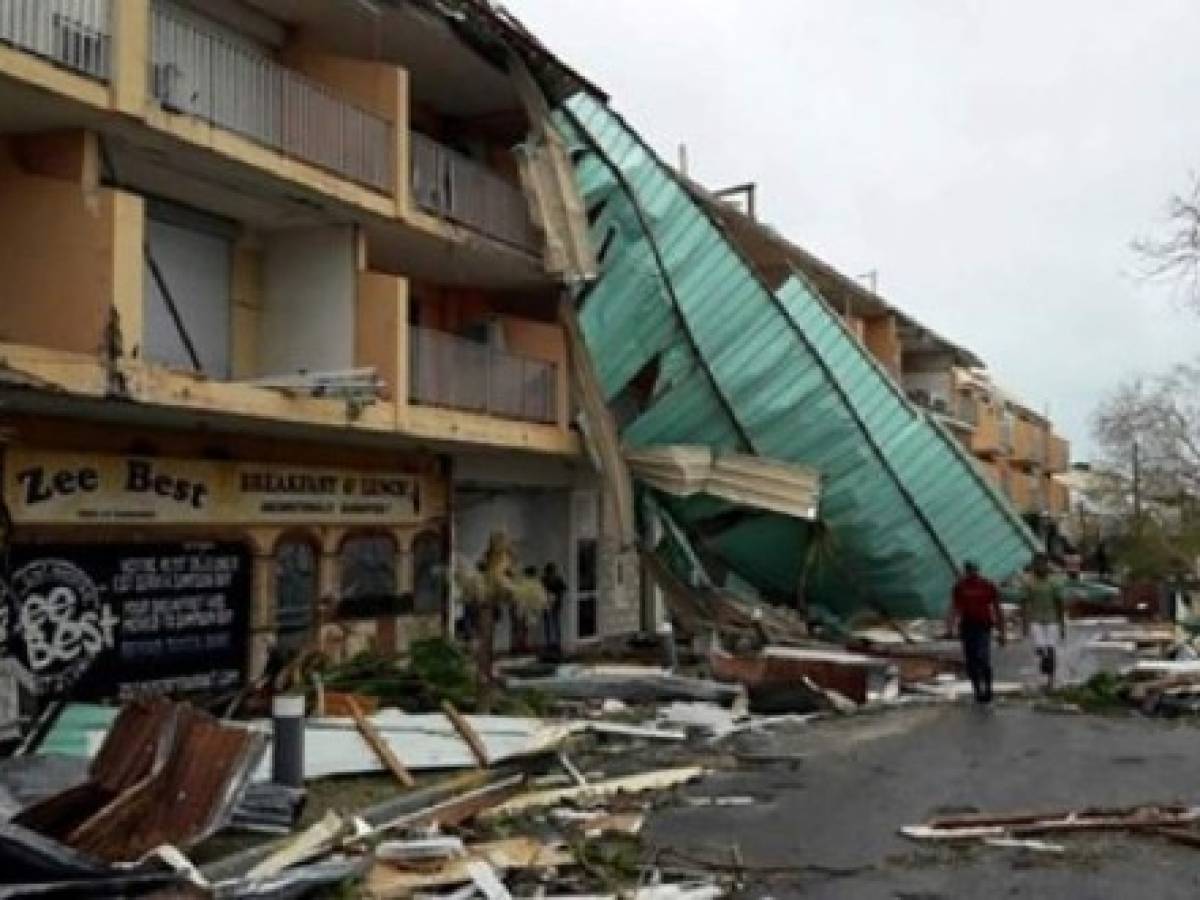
[2,542,251,700]
[5,450,442,526]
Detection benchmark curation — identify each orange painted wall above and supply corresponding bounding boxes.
[279,42,408,204]
[356,271,407,404]
[502,316,569,426]
[0,137,128,355]
[864,315,902,376]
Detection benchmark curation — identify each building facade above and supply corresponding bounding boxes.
[0,0,628,703]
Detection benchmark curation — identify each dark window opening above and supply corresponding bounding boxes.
[275,539,317,651]
[412,529,448,615]
[338,534,410,619]
[610,354,663,431]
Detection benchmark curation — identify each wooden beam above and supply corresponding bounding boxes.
[442,701,490,769]
[347,697,415,788]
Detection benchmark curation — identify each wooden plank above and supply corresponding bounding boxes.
[442,701,490,769]
[348,698,415,788]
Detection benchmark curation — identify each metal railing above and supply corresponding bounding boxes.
[411,131,538,251]
[150,3,392,192]
[0,0,110,80]
[409,326,557,425]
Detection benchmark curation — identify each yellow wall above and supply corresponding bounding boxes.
[0,136,142,355]
[356,271,408,407]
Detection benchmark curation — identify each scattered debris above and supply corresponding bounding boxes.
[711,646,899,705]
[484,767,707,819]
[983,837,1067,853]
[366,837,575,898]
[901,804,1200,841]
[505,666,742,705]
[16,698,265,862]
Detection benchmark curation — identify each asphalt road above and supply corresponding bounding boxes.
[648,703,1200,899]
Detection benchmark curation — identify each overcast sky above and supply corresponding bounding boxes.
[506,0,1200,458]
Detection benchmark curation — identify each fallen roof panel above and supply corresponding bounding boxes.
[554,93,1037,619]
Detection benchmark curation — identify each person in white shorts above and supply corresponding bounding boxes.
[1021,553,1066,689]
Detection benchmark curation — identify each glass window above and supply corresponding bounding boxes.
[412,529,446,615]
[576,538,598,640]
[338,533,401,619]
[275,539,316,651]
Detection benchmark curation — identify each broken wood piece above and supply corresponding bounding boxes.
[465,860,513,900]
[902,804,1199,841]
[348,698,416,788]
[443,702,490,769]
[365,838,574,899]
[551,809,645,837]
[559,751,588,788]
[482,766,705,819]
[378,774,527,832]
[983,837,1065,853]
[324,691,380,717]
[247,810,349,881]
[377,837,467,865]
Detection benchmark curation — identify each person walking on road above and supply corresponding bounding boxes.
[946,560,1005,704]
[1022,552,1067,690]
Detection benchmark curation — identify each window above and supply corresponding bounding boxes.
[338,533,403,618]
[576,538,598,640]
[412,529,447,615]
[275,538,317,651]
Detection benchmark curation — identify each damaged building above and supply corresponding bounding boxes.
[0,0,629,707]
[0,0,1073,708]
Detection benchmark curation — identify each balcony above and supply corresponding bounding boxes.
[409,326,557,425]
[0,0,111,81]
[1011,420,1046,465]
[410,131,538,252]
[1046,434,1070,472]
[971,408,1002,456]
[149,3,392,192]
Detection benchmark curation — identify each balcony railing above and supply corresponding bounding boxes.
[410,131,538,252]
[410,326,557,425]
[150,3,392,192]
[0,0,110,80]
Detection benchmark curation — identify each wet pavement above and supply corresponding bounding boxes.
[649,702,1200,898]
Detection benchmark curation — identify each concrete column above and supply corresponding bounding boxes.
[110,0,149,116]
[111,191,144,358]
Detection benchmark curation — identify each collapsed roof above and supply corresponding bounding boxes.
[420,0,1039,619]
[551,95,1037,620]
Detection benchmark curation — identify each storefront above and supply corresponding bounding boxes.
[0,431,449,702]
[449,451,607,654]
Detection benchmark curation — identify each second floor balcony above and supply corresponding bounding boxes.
[149,2,392,192]
[410,131,538,253]
[409,326,557,426]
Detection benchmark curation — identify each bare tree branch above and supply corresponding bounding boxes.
[1133,175,1200,312]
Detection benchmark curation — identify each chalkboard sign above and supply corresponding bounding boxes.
[1,542,251,701]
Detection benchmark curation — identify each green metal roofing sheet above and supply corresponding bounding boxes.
[555,93,1038,620]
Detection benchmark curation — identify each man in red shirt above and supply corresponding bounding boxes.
[946,560,1006,703]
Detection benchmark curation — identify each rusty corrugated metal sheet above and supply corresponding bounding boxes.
[16,700,265,864]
